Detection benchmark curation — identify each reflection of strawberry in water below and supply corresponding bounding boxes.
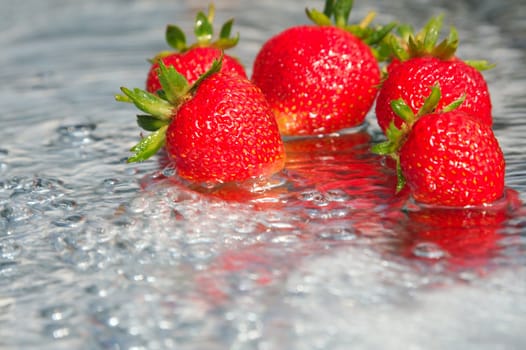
[284,130,405,209]
[145,130,406,213]
[194,243,281,305]
[398,188,522,271]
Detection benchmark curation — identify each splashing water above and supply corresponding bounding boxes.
[1,0,526,349]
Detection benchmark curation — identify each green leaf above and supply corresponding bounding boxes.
[306,8,333,26]
[115,93,132,103]
[372,121,405,156]
[206,3,216,23]
[433,37,458,60]
[157,61,190,105]
[442,94,466,113]
[388,34,409,61]
[219,18,234,39]
[363,22,397,45]
[417,85,441,117]
[188,53,223,95]
[195,11,213,45]
[465,60,496,71]
[333,0,354,28]
[407,35,420,56]
[214,36,240,50]
[118,87,173,120]
[385,121,404,140]
[446,26,458,47]
[371,140,394,155]
[396,24,414,41]
[322,0,335,18]
[423,15,443,52]
[128,125,168,163]
[137,114,170,132]
[391,99,415,124]
[166,25,187,51]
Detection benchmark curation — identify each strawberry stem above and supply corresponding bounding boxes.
[395,157,406,193]
[154,4,240,58]
[307,0,395,54]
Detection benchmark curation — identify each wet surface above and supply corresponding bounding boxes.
[1,0,525,349]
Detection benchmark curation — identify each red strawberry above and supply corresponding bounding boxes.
[252,0,394,136]
[401,111,504,206]
[373,86,505,207]
[117,57,286,184]
[376,16,494,134]
[146,4,246,93]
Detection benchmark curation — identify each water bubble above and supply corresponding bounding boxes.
[412,242,448,260]
[40,304,75,321]
[52,214,85,228]
[56,123,99,145]
[0,240,22,260]
[316,227,357,241]
[43,324,72,339]
[161,166,176,177]
[299,190,323,202]
[324,189,350,202]
[50,198,77,211]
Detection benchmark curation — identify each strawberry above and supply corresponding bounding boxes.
[146,4,246,93]
[251,0,394,136]
[373,86,505,207]
[116,57,286,184]
[375,15,494,134]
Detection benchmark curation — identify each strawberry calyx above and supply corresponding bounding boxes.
[372,85,465,192]
[116,55,224,163]
[306,0,396,60]
[387,15,494,70]
[151,4,239,62]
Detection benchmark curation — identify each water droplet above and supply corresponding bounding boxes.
[56,123,99,145]
[40,304,75,321]
[317,227,357,241]
[103,178,119,189]
[52,214,85,228]
[162,166,176,177]
[51,198,77,211]
[324,189,350,202]
[57,123,96,137]
[300,190,324,202]
[43,323,72,339]
[412,242,448,260]
[0,240,22,260]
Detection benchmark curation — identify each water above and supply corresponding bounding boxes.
[1,0,525,349]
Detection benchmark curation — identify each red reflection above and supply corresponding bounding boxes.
[397,189,522,270]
